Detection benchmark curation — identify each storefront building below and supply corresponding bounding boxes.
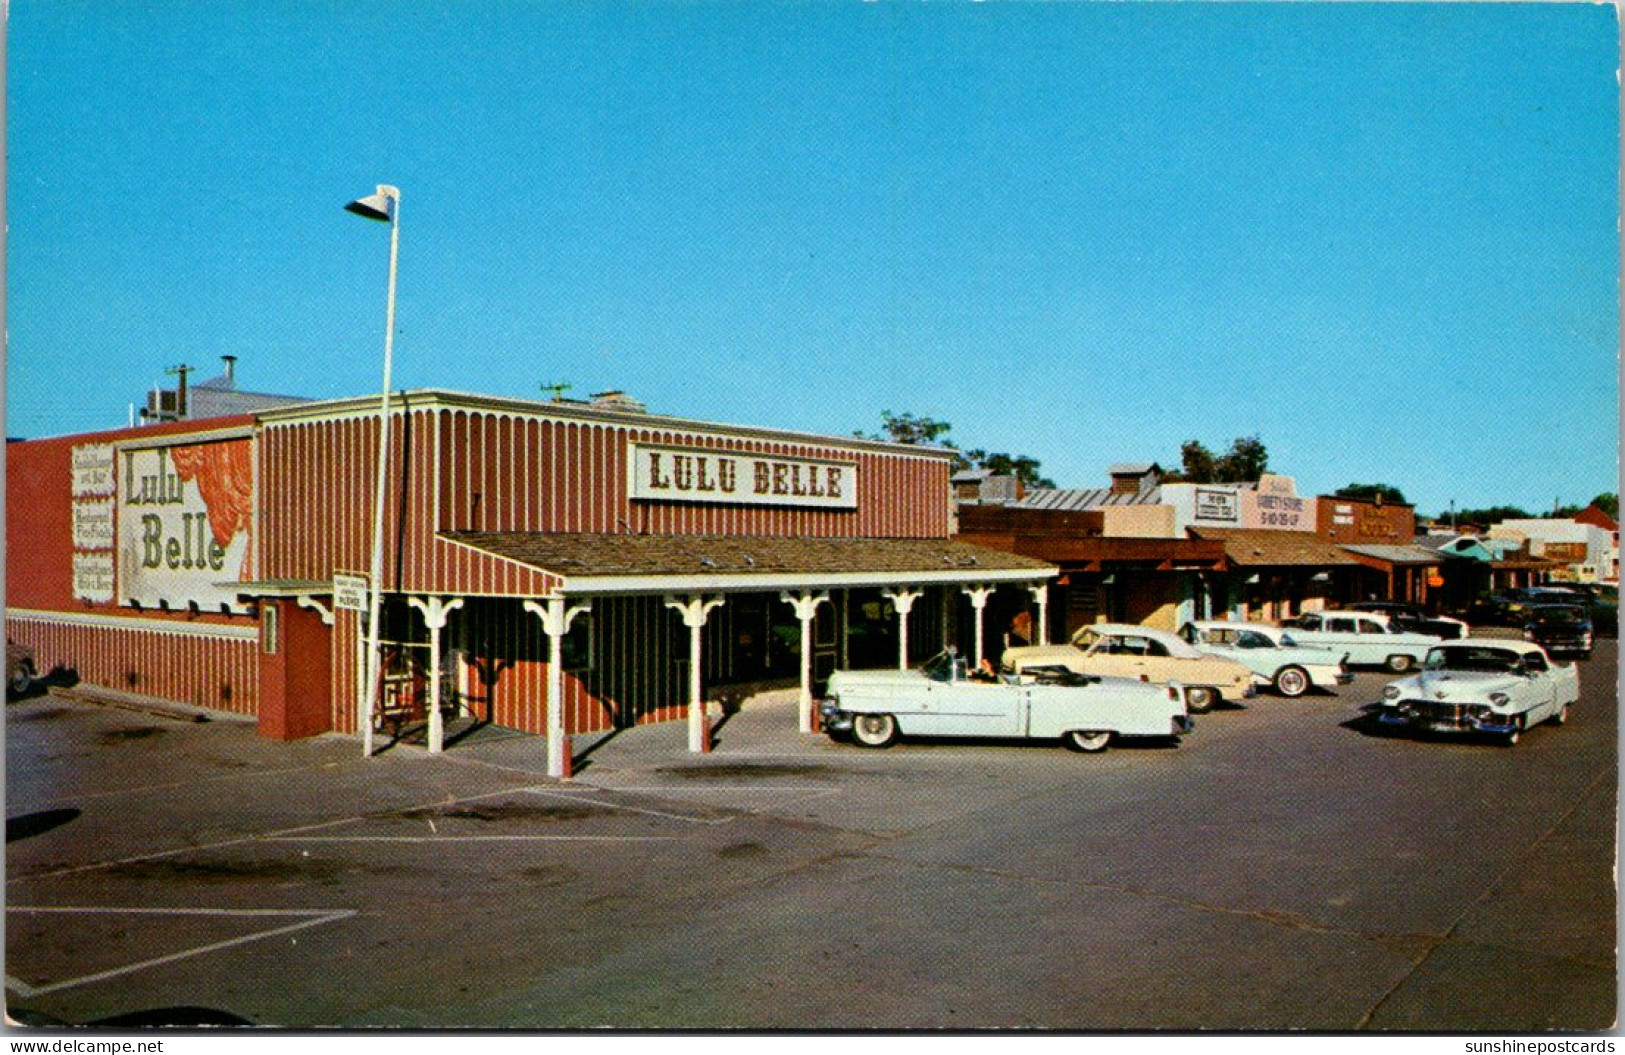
[954,505,1227,643]
[1314,494,1442,605]
[7,391,1055,775]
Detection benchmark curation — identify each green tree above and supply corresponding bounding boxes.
[860,412,1055,489]
[861,410,954,447]
[1590,493,1620,518]
[1163,435,1269,484]
[1336,483,1409,505]
[1445,504,1533,527]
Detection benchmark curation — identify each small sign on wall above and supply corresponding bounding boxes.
[333,574,371,612]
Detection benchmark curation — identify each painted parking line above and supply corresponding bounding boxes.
[6,906,355,998]
[266,835,678,844]
[521,786,736,825]
[8,784,556,884]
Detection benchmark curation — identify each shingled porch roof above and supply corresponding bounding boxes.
[438,532,1057,595]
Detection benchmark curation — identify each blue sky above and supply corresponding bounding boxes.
[7,1,1618,517]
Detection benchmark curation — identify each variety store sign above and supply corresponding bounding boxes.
[629,443,857,509]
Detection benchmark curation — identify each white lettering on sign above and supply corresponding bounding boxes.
[73,551,115,603]
[333,574,370,612]
[629,443,858,509]
[117,441,254,612]
[72,444,116,497]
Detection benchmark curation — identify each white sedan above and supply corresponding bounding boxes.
[1376,640,1580,745]
[1284,610,1444,673]
[819,650,1192,753]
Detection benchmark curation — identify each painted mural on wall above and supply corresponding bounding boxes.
[117,439,254,612]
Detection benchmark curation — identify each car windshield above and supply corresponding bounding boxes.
[1424,646,1522,674]
[1529,606,1587,626]
[920,651,960,682]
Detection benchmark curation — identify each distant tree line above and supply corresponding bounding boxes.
[858,411,1056,489]
[861,411,1617,527]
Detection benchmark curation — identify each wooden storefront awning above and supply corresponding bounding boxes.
[437,532,1057,595]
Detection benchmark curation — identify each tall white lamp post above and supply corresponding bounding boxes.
[345,184,401,758]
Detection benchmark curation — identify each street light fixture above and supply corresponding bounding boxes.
[345,183,401,758]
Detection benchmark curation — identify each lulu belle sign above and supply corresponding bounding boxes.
[117,440,254,611]
[629,443,858,509]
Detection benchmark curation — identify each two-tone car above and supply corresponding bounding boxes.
[1282,610,1444,673]
[1347,601,1469,640]
[1001,623,1254,713]
[1375,640,1579,745]
[819,649,1191,753]
[1520,604,1594,658]
[1181,620,1351,697]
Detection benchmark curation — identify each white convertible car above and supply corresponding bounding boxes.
[819,650,1192,752]
[1182,620,1352,697]
[1376,640,1580,745]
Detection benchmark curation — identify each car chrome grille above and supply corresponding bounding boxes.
[1399,699,1470,723]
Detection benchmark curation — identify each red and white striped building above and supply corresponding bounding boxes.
[7,390,1054,774]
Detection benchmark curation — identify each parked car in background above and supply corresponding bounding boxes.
[1521,604,1594,658]
[1282,610,1444,673]
[1376,640,1579,745]
[1346,601,1469,640]
[6,641,36,698]
[1466,586,1617,638]
[1002,623,1254,713]
[1181,621,1351,698]
[819,649,1192,752]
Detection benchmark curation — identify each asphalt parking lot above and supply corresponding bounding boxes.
[6,642,1617,1031]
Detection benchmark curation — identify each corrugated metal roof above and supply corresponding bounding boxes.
[1017,486,1161,511]
[1339,544,1442,565]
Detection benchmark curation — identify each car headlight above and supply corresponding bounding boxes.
[1487,692,1510,707]
[1383,685,1401,701]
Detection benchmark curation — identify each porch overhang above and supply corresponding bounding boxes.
[437,531,1057,596]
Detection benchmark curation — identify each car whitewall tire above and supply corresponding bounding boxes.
[1064,730,1112,753]
[851,713,899,749]
[1273,666,1310,698]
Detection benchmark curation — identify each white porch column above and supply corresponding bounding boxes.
[1027,583,1049,646]
[779,590,830,734]
[665,594,725,753]
[408,596,464,754]
[962,584,995,668]
[523,596,593,778]
[882,587,923,670]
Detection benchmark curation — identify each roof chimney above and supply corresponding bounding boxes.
[221,355,237,387]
